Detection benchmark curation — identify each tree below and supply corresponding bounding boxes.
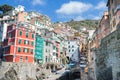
[0,4,14,17]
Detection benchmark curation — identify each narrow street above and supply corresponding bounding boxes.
[44,66,81,80]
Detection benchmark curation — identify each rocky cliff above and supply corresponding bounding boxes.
[0,62,51,80]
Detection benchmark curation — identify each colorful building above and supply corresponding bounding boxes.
[66,37,79,61]
[3,24,35,63]
[35,34,44,64]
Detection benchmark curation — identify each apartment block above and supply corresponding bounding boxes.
[3,24,35,63]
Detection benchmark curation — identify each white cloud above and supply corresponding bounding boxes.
[95,1,107,10]
[93,16,101,20]
[74,16,84,21]
[32,0,45,5]
[56,1,93,15]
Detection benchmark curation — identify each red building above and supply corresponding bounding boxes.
[3,24,35,63]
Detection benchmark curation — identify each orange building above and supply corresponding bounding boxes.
[3,24,35,63]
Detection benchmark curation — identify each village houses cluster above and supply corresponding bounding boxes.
[0,5,88,69]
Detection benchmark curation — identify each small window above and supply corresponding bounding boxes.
[24,40,29,45]
[26,56,28,61]
[18,39,22,44]
[46,56,47,62]
[20,56,22,62]
[46,42,48,46]
[31,42,34,46]
[68,42,70,44]
[72,45,74,48]
[32,34,34,38]
[26,32,28,37]
[24,48,28,53]
[72,49,74,52]
[69,50,70,52]
[53,53,56,56]
[68,46,70,48]
[18,47,21,52]
[19,31,22,36]
[24,40,27,44]
[30,49,33,54]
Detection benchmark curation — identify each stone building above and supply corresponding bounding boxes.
[107,0,120,32]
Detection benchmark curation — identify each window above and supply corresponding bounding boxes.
[68,42,70,44]
[46,56,47,62]
[26,56,28,61]
[31,42,34,46]
[19,31,22,36]
[56,48,58,52]
[69,50,70,52]
[24,48,28,53]
[72,45,74,48]
[46,42,48,46]
[18,39,22,44]
[24,40,26,44]
[49,50,50,53]
[46,49,47,52]
[24,40,29,45]
[32,34,34,38]
[53,53,56,56]
[26,32,28,37]
[20,56,22,62]
[68,46,70,48]
[72,49,74,52]
[53,46,55,50]
[30,49,33,54]
[18,47,21,52]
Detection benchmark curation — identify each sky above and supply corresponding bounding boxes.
[0,0,108,22]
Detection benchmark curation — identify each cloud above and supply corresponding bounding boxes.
[32,0,45,6]
[93,16,101,20]
[74,16,84,21]
[56,1,93,15]
[95,1,107,10]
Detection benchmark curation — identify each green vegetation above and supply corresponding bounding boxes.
[0,4,14,17]
[65,19,100,30]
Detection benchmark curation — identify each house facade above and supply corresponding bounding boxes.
[3,24,35,63]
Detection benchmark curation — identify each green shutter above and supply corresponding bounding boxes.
[26,32,28,37]
[32,42,34,46]
[32,34,34,38]
[24,40,26,44]
[18,39,22,44]
[20,31,22,36]
[18,47,21,52]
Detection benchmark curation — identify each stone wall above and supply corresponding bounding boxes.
[0,62,51,80]
[96,28,120,80]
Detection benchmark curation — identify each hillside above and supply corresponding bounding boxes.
[65,20,100,30]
